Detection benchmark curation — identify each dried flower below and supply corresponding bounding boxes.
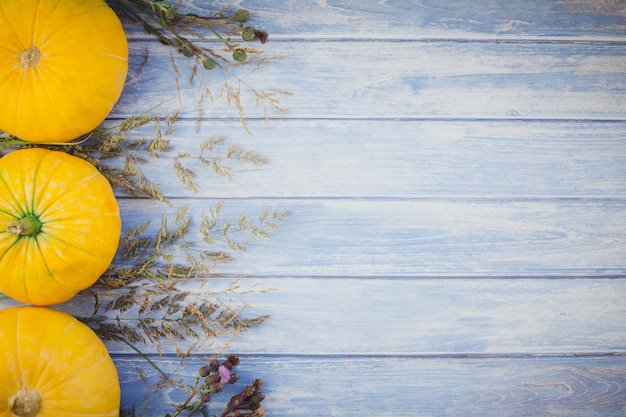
[218,365,231,383]
[254,30,269,44]
[198,366,213,378]
[206,373,222,384]
[225,355,240,368]
[0,4,290,416]
[253,407,266,417]
[209,359,220,372]
[210,382,225,394]
[0,112,290,399]
[160,357,266,417]
[106,1,289,130]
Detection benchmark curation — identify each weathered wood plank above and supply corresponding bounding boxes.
[57,277,626,356]
[27,1,626,415]
[109,198,626,278]
[114,354,626,417]
[115,0,626,40]
[95,119,626,199]
[113,41,626,120]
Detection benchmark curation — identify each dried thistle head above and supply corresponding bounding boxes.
[234,9,251,24]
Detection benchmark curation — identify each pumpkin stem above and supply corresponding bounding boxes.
[7,215,42,236]
[21,47,41,69]
[8,389,41,417]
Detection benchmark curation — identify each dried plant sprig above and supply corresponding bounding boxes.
[108,0,290,130]
[83,202,289,353]
[0,111,267,202]
[163,356,266,417]
[0,109,290,352]
[0,65,287,411]
[111,1,266,66]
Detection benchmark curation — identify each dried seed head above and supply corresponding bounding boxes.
[202,57,216,70]
[232,49,247,62]
[180,45,193,57]
[250,392,265,405]
[234,9,250,23]
[161,2,175,19]
[198,365,213,377]
[241,26,256,41]
[206,373,222,384]
[229,373,241,384]
[253,379,264,390]
[224,355,240,368]
[254,30,269,44]
[229,397,241,409]
[209,359,220,372]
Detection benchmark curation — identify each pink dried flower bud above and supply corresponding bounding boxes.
[218,365,231,383]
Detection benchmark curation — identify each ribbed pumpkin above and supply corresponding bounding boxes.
[0,148,121,306]
[0,0,128,143]
[0,306,120,417]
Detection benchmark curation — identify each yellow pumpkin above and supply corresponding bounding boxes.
[0,148,121,306]
[0,306,120,417]
[0,0,128,143]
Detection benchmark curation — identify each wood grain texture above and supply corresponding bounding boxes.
[115,41,626,120]
[105,198,626,278]
[4,1,626,415]
[114,355,626,417]
[101,119,626,199]
[122,0,626,40]
[60,277,626,356]
[105,0,626,413]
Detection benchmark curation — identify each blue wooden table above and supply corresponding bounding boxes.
[14,1,626,416]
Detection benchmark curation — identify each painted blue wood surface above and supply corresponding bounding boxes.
[5,1,626,416]
[115,355,626,417]
[107,0,626,415]
[115,41,626,120]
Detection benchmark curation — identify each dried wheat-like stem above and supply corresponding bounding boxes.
[0,111,290,353]
[0,111,269,201]
[108,0,290,128]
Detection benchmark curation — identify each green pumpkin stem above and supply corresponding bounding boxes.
[7,215,42,236]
